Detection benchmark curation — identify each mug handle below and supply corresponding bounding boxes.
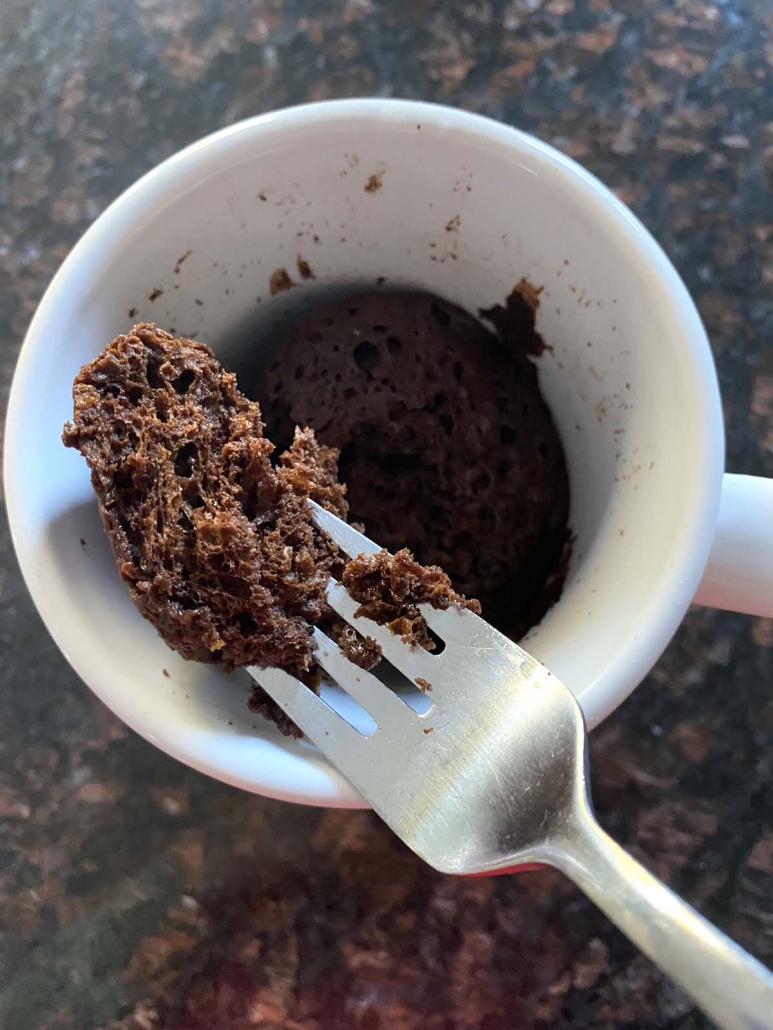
[694,474,773,619]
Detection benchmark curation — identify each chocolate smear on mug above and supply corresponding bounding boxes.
[269,267,294,295]
[479,278,551,357]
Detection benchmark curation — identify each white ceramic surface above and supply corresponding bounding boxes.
[5,100,769,807]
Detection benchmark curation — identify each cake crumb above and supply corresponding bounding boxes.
[364,170,384,193]
[269,267,294,295]
[343,549,479,651]
[296,255,315,280]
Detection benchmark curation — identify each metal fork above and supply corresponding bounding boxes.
[250,501,773,1030]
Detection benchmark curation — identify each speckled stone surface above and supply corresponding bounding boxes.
[1,1,772,1028]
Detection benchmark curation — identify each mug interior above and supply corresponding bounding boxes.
[5,101,723,806]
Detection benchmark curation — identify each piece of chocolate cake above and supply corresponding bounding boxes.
[63,323,478,734]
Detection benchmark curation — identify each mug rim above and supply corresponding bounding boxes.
[5,99,724,806]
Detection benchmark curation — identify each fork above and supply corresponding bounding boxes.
[250,501,773,1030]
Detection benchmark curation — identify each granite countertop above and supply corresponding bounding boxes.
[1,1,772,1027]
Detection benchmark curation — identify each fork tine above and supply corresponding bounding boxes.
[416,602,488,647]
[247,665,369,757]
[324,579,438,687]
[313,628,416,726]
[310,499,486,653]
[309,500,380,559]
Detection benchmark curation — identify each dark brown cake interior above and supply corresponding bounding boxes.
[257,288,570,637]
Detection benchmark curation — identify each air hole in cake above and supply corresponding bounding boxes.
[184,481,204,507]
[353,340,380,375]
[174,442,197,478]
[114,470,133,491]
[147,360,165,390]
[387,335,403,355]
[237,612,257,633]
[171,369,195,395]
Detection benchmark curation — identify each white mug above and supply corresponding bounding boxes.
[6,100,772,807]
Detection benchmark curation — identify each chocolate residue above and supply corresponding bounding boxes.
[479,278,549,357]
[269,268,294,296]
[296,256,315,280]
[364,170,384,193]
[415,677,432,692]
[445,215,460,233]
[174,250,193,274]
[128,306,137,318]
[148,288,163,302]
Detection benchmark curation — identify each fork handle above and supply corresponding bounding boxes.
[552,807,773,1030]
